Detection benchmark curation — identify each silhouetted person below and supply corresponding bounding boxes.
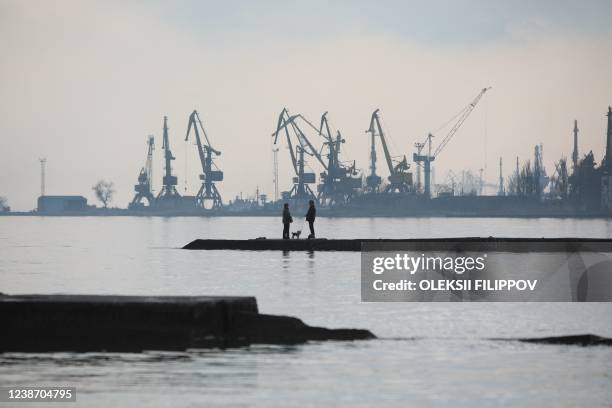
[305,200,316,239]
[282,203,292,239]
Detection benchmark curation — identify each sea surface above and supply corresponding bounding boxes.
[1,216,611,407]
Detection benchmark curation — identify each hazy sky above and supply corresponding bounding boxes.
[1,0,611,210]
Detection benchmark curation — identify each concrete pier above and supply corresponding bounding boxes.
[0,294,374,352]
[182,237,612,251]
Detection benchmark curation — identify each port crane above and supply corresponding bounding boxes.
[316,112,361,205]
[414,87,490,197]
[129,135,155,209]
[366,109,413,193]
[272,108,327,203]
[156,116,181,204]
[186,110,223,209]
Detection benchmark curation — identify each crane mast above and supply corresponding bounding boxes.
[156,116,181,203]
[367,123,381,192]
[186,110,223,209]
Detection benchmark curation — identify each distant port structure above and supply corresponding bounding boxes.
[6,96,612,217]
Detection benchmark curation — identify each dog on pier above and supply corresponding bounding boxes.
[291,230,302,239]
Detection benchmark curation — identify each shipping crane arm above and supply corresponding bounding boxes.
[367,109,395,176]
[273,109,299,175]
[186,111,210,175]
[186,110,222,175]
[432,87,490,158]
[274,112,328,170]
[319,112,333,144]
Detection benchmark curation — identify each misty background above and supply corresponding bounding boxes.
[1,0,611,211]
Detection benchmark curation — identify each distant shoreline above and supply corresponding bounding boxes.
[2,211,612,219]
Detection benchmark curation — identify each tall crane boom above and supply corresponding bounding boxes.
[274,111,328,170]
[432,87,490,158]
[366,109,412,193]
[145,135,154,190]
[274,109,299,175]
[367,110,395,176]
[414,87,491,197]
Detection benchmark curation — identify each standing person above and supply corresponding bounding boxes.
[305,199,316,239]
[282,203,292,239]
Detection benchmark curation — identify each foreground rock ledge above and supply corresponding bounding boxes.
[0,294,375,352]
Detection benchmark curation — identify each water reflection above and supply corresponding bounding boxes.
[306,250,315,274]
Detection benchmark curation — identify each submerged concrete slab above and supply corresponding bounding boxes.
[0,294,375,352]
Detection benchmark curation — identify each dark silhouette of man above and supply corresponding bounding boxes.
[305,199,316,239]
[282,203,292,239]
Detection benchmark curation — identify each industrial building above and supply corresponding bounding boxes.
[37,196,88,214]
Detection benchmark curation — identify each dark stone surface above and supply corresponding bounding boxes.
[0,294,374,352]
[515,334,612,346]
[184,238,363,251]
[182,237,612,252]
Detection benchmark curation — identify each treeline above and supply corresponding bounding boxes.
[507,151,603,210]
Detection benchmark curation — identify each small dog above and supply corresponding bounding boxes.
[291,230,302,239]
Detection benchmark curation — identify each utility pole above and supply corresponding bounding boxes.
[414,142,424,193]
[272,148,279,202]
[606,107,612,170]
[516,157,519,177]
[369,123,377,185]
[572,120,579,172]
[427,134,433,196]
[39,158,47,197]
[431,164,435,195]
[498,157,505,196]
[515,156,520,196]
[146,135,154,192]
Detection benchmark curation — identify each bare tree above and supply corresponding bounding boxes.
[0,196,9,212]
[92,180,115,208]
[507,160,537,197]
[550,157,569,199]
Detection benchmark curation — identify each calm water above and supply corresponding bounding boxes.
[1,216,611,407]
